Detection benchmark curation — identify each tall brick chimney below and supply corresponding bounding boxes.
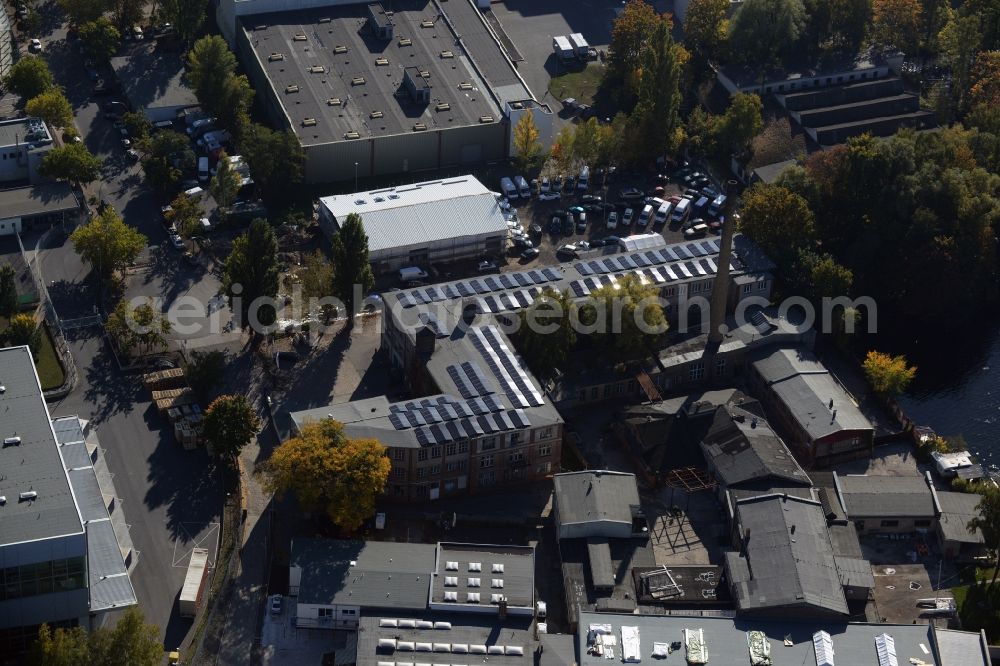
[708,181,739,345]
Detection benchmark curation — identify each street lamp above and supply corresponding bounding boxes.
[354,162,359,192]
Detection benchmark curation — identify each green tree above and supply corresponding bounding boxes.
[517,288,576,374]
[0,264,18,318]
[239,124,304,205]
[184,349,226,403]
[164,192,204,237]
[222,219,280,332]
[69,206,146,279]
[210,151,242,210]
[728,0,806,70]
[216,74,253,139]
[8,313,38,351]
[78,17,121,61]
[26,89,73,129]
[30,624,90,666]
[122,112,152,150]
[57,0,110,24]
[106,298,170,356]
[300,250,336,321]
[684,0,730,59]
[110,0,143,34]
[863,350,916,397]
[738,183,815,264]
[87,607,162,666]
[579,273,668,358]
[512,112,543,172]
[160,0,205,45]
[827,0,871,52]
[807,252,853,298]
[38,144,102,185]
[186,35,237,112]
[632,21,686,162]
[938,11,982,110]
[716,92,763,161]
[331,213,374,319]
[572,117,601,166]
[608,0,664,95]
[261,419,391,531]
[872,0,922,53]
[4,55,54,100]
[202,394,260,461]
[968,485,1000,586]
[142,130,195,196]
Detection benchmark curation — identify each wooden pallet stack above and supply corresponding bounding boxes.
[144,368,206,450]
[142,368,187,391]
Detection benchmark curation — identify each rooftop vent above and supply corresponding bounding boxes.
[511,101,524,110]
[0,496,5,505]
[309,65,325,73]
[302,118,317,127]
[419,69,430,78]
[318,17,331,23]
[440,50,454,58]
[352,76,366,85]
[435,102,451,111]
[370,110,384,119]
[421,20,434,28]
[388,194,399,199]
[293,33,307,41]
[285,84,299,93]
[19,491,37,502]
[458,82,472,90]
[334,45,348,54]
[413,123,427,131]
[328,97,343,106]
[376,57,390,66]
[398,37,412,46]
[479,116,495,123]
[268,52,284,61]
[3,436,20,446]
[345,131,360,139]
[254,24,267,31]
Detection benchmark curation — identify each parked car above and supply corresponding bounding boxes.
[607,211,618,229]
[538,192,561,201]
[556,244,579,258]
[28,39,42,53]
[270,594,282,615]
[583,204,601,214]
[575,212,587,232]
[548,218,562,234]
[589,238,606,247]
[477,260,498,272]
[170,234,185,249]
[581,194,602,204]
[622,208,634,226]
[512,236,533,249]
[520,247,540,261]
[539,177,550,193]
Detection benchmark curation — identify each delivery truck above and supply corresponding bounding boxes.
[179,548,210,617]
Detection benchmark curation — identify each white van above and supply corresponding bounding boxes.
[514,175,531,198]
[500,177,518,200]
[577,165,590,190]
[709,194,727,216]
[654,202,672,225]
[684,222,708,238]
[198,156,209,182]
[637,204,653,227]
[671,197,691,223]
[184,186,205,199]
[398,266,428,282]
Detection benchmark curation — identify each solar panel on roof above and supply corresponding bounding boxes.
[496,412,515,430]
[463,417,484,435]
[430,423,450,443]
[699,240,716,255]
[478,415,498,432]
[601,258,617,272]
[542,267,561,281]
[389,413,405,430]
[512,290,531,307]
[498,293,518,310]
[470,398,488,415]
[571,281,588,297]
[484,276,502,291]
[675,245,692,259]
[442,284,459,299]
[499,273,517,288]
[415,428,430,446]
[410,289,427,304]
[632,253,651,267]
[455,281,472,296]
[527,269,546,283]
[452,401,471,418]
[462,362,492,395]
[510,409,529,428]
[620,255,638,269]
[690,261,707,276]
[687,242,708,257]
[576,262,593,276]
[874,634,897,666]
[410,411,426,426]
[447,365,477,399]
[398,293,415,308]
[704,257,718,273]
[470,279,490,294]
[483,394,504,412]
[425,286,441,300]
[708,238,721,252]
[484,295,501,312]
[513,273,530,286]
[674,262,692,278]
[445,421,462,441]
[441,403,459,420]
[644,251,664,265]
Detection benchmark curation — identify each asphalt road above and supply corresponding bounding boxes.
[30,11,226,651]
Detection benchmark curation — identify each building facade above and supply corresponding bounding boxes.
[0,118,53,185]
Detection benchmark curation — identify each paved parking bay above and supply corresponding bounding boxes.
[261,599,348,666]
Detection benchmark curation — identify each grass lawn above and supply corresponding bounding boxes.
[35,323,66,391]
[548,63,605,106]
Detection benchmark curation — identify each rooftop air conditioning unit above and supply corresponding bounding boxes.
[254,24,267,30]
[4,436,21,446]
[479,116,494,123]
[376,57,389,66]
[421,20,434,28]
[399,37,412,46]
[345,131,361,139]
[309,65,325,73]
[302,118,317,127]
[334,45,348,54]
[458,82,472,90]
[352,76,366,85]
[318,17,331,23]
[19,491,37,501]
[370,110,384,119]
[440,50,454,58]
[328,97,342,106]
[293,33,307,41]
[268,53,284,61]
[435,103,450,111]
[285,84,299,93]
[413,123,427,131]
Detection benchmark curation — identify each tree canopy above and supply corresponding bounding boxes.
[0,264,18,318]
[26,89,74,128]
[8,313,39,351]
[239,124,304,205]
[871,0,922,53]
[608,0,665,96]
[78,17,121,61]
[261,419,391,531]
[39,144,102,185]
[684,0,730,60]
[5,56,54,101]
[31,607,161,666]
[512,112,543,172]
[203,394,260,461]
[186,36,238,112]
[728,0,806,68]
[69,206,146,279]
[737,183,815,265]
[968,485,1000,586]
[331,213,374,319]
[106,299,171,357]
[222,219,280,331]
[863,350,917,397]
[210,151,242,210]
[160,0,206,44]
[579,273,668,358]
[142,130,195,197]
[517,288,577,375]
[165,192,204,238]
[631,21,686,162]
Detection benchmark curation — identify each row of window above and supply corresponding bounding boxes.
[481,445,551,469]
[0,556,86,602]
[755,69,881,95]
[394,428,555,462]
[741,280,769,294]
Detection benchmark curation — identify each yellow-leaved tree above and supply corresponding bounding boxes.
[862,350,916,398]
[261,419,391,531]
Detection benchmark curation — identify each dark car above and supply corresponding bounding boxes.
[589,238,606,247]
[619,187,644,200]
[520,247,540,261]
[93,81,112,95]
[581,194,602,204]
[548,218,562,234]
[583,204,601,213]
[551,208,568,220]
[562,218,575,234]
[530,223,543,235]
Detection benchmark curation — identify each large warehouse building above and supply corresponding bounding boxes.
[318,175,507,272]
[233,0,549,183]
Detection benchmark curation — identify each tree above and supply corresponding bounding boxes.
[111,0,143,34]
[142,130,195,196]
[87,607,162,666]
[160,0,205,45]
[4,56,54,100]
[331,213,374,319]
[808,253,854,298]
[26,89,73,129]
[938,11,983,110]
[69,206,146,279]
[57,0,110,24]
[716,92,763,160]
[239,124,304,205]
[122,112,152,150]
[512,112,543,172]
[684,0,730,59]
[827,0,871,53]
[0,264,18,318]
[862,350,916,397]
[579,273,668,358]
[572,117,601,166]
[728,0,806,70]
[184,350,226,402]
[971,51,1000,108]
[738,183,815,264]
[608,0,664,95]
[517,288,576,374]
[300,250,336,321]
[215,74,253,139]
[186,36,237,112]
[261,419,390,531]
[222,219,280,332]
[30,624,90,666]
[105,298,171,356]
[78,17,121,61]
[202,394,260,461]
[8,313,38,351]
[39,144,102,185]
[632,21,686,162]
[164,192,204,237]
[968,485,1000,586]
[871,0,922,53]
[210,151,241,210]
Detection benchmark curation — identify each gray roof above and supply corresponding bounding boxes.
[292,538,437,609]
[430,542,534,610]
[576,610,989,666]
[0,183,79,219]
[358,614,534,666]
[835,473,935,519]
[0,346,82,546]
[701,406,811,488]
[553,471,640,530]
[586,538,614,589]
[751,158,797,184]
[729,493,849,616]
[560,536,656,626]
[318,177,508,256]
[935,628,991,666]
[0,117,52,148]
[834,556,875,589]
[937,491,985,544]
[110,43,198,111]
[752,347,872,441]
[240,1,502,147]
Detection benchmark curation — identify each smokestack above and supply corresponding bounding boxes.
[498,596,508,620]
[708,180,739,345]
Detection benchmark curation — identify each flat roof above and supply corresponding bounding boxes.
[937,491,985,544]
[553,471,640,530]
[318,176,508,255]
[110,43,199,111]
[431,542,534,609]
[240,0,502,146]
[560,536,656,626]
[0,116,52,148]
[358,614,535,666]
[0,183,79,219]
[632,565,729,605]
[835,473,936,519]
[0,346,83,546]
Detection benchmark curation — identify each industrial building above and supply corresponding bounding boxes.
[0,346,136,654]
[234,0,547,183]
[0,183,82,236]
[0,117,54,185]
[317,176,508,272]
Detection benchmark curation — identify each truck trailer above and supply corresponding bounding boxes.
[552,35,574,61]
[179,548,210,617]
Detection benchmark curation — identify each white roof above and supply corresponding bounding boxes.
[618,233,667,253]
[319,176,508,255]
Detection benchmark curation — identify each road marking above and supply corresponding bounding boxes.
[171,522,220,568]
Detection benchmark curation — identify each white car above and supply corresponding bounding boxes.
[538,192,561,201]
[29,39,41,53]
[269,594,282,615]
[170,234,185,249]
[539,177,550,193]
[622,208,634,226]
[607,211,618,229]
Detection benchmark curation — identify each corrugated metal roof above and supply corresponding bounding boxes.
[836,474,935,519]
[618,233,667,253]
[936,627,991,666]
[319,177,508,255]
[937,491,985,544]
[87,519,137,611]
[553,471,640,529]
